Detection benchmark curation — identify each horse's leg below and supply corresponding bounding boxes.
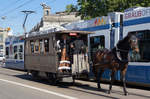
[120,69,128,96]
[108,70,115,94]
[97,69,104,89]
[93,66,100,89]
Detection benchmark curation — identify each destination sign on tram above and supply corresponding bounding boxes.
[124,7,150,20]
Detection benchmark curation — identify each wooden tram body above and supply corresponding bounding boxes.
[24,30,93,82]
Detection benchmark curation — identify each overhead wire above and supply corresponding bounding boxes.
[0,0,36,17]
[0,0,23,11]
[1,0,55,33]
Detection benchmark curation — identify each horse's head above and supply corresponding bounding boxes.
[116,33,139,62]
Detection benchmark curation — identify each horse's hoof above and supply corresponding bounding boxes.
[97,84,101,89]
[98,87,101,89]
[107,90,111,94]
[124,92,129,96]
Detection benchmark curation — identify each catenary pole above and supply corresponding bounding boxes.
[21,10,35,34]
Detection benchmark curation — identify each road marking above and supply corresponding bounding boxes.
[0,79,78,99]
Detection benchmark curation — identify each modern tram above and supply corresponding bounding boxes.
[65,7,150,86]
[5,36,24,70]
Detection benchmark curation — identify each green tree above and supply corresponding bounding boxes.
[76,0,150,19]
[65,4,77,14]
[76,0,108,19]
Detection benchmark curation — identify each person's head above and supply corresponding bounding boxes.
[76,34,80,39]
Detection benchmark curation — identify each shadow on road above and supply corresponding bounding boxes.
[14,74,150,99]
[14,74,119,99]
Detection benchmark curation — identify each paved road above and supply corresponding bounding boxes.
[0,67,150,99]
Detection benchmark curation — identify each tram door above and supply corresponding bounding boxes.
[89,34,107,77]
[110,29,115,49]
[119,14,124,40]
[89,35,105,64]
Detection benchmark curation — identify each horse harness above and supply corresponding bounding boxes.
[113,46,129,67]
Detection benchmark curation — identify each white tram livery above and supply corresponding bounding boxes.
[65,7,150,86]
[5,36,24,70]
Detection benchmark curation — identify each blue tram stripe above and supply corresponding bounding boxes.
[124,16,150,26]
[5,40,24,45]
[77,16,150,31]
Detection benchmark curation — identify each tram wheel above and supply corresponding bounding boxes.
[31,70,39,79]
[47,73,58,85]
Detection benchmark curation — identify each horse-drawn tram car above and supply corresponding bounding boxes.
[24,29,93,83]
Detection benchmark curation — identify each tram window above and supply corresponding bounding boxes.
[44,39,49,52]
[14,53,18,59]
[6,47,9,55]
[19,53,23,60]
[129,30,150,62]
[30,41,34,53]
[90,36,105,52]
[14,46,17,53]
[34,40,39,53]
[40,40,44,53]
[13,46,18,59]
[0,45,3,49]
[6,47,9,59]
[19,45,23,52]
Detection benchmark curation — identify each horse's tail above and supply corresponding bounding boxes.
[92,64,98,79]
[92,64,96,74]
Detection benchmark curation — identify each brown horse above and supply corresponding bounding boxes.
[92,33,139,95]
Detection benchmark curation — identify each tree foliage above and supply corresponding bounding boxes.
[65,4,77,14]
[73,0,150,19]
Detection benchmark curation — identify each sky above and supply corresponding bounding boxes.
[0,0,77,35]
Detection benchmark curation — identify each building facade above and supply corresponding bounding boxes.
[0,27,8,57]
[30,4,81,32]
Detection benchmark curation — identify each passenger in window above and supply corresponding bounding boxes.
[56,40,61,53]
[70,35,86,54]
[40,40,44,53]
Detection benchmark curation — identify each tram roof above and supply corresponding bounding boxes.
[26,30,94,40]
[55,30,94,34]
